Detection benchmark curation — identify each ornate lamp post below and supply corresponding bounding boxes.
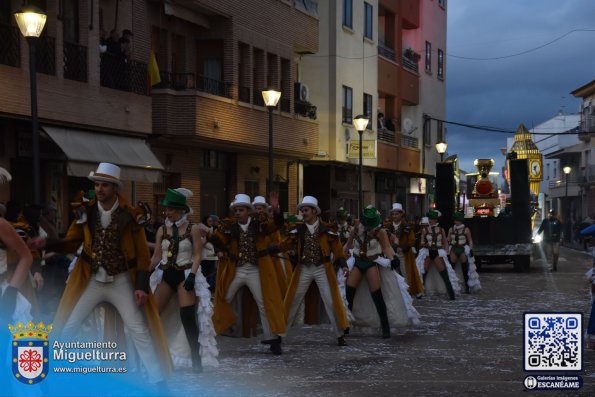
[563,165,572,242]
[262,88,281,196]
[15,5,47,205]
[353,115,369,211]
[435,140,448,163]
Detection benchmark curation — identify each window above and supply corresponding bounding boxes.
[437,48,444,79]
[425,41,432,73]
[342,86,353,124]
[343,0,353,29]
[363,93,373,129]
[364,3,373,40]
[438,0,446,9]
[423,116,431,147]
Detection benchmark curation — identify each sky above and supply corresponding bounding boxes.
[446,0,595,178]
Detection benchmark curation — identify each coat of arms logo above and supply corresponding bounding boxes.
[9,321,52,385]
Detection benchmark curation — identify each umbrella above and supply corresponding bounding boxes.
[580,223,595,237]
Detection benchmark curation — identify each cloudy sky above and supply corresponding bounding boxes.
[446,0,595,176]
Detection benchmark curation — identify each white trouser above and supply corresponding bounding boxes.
[287,264,343,338]
[225,263,274,340]
[61,272,164,383]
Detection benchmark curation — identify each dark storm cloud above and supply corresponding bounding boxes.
[446,0,595,177]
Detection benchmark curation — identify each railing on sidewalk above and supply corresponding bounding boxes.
[63,41,87,82]
[0,23,20,67]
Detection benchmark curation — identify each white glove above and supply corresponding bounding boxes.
[374,257,391,268]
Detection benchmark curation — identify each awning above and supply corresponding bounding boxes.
[43,126,164,183]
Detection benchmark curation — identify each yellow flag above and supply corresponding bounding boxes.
[148,50,161,86]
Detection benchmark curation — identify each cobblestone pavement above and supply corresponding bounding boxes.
[166,247,594,397]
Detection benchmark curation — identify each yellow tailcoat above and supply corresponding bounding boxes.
[280,223,349,330]
[212,216,287,336]
[386,221,424,296]
[50,196,173,375]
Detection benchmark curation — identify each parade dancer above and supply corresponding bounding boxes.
[211,193,286,354]
[281,196,350,346]
[415,210,460,300]
[447,211,481,293]
[385,203,424,297]
[35,163,172,384]
[344,207,419,338]
[252,196,292,296]
[150,188,218,372]
[335,207,352,246]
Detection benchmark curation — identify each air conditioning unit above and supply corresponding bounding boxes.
[294,82,309,102]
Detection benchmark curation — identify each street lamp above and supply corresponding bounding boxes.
[435,140,448,162]
[353,115,369,212]
[262,88,281,196]
[563,165,572,242]
[15,5,47,205]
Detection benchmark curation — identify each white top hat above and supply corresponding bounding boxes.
[420,217,429,225]
[252,196,269,208]
[88,162,123,188]
[297,195,321,214]
[390,203,404,213]
[230,193,254,211]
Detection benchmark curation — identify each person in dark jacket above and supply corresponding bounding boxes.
[536,209,563,272]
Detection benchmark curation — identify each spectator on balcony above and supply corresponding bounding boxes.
[377,112,386,130]
[105,29,121,55]
[385,117,396,132]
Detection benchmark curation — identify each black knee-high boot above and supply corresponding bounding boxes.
[462,262,470,293]
[439,269,455,300]
[180,305,202,372]
[346,285,356,311]
[371,289,390,338]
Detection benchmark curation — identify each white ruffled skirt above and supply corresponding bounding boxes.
[150,268,219,369]
[415,248,461,296]
[340,257,420,332]
[451,245,481,293]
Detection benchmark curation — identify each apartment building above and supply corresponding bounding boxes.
[300,0,446,219]
[0,0,321,224]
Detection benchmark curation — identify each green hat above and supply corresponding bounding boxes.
[87,190,95,200]
[287,215,298,224]
[160,188,190,212]
[361,207,381,229]
[427,209,441,220]
[336,207,348,220]
[453,211,464,221]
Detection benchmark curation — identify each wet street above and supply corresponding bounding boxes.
[169,246,595,396]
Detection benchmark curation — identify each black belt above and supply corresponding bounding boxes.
[80,251,137,269]
[159,262,192,271]
[355,254,380,261]
[229,249,271,263]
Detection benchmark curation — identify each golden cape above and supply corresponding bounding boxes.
[281,224,349,330]
[386,222,424,296]
[51,195,173,375]
[212,216,287,336]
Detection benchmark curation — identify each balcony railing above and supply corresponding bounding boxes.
[280,98,290,113]
[238,86,250,103]
[548,176,582,189]
[402,49,420,73]
[100,52,148,95]
[196,75,232,98]
[295,100,317,119]
[401,134,419,149]
[36,36,56,75]
[378,42,396,62]
[63,42,87,82]
[378,128,395,142]
[0,24,20,67]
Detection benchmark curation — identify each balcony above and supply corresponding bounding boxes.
[0,24,20,67]
[578,118,594,142]
[295,100,317,119]
[36,36,56,76]
[378,42,396,62]
[63,42,88,82]
[153,71,232,99]
[548,176,582,198]
[100,52,149,95]
[402,49,420,73]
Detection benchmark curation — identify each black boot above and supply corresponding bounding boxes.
[180,305,202,372]
[371,289,390,338]
[344,285,356,335]
[552,255,558,272]
[337,336,347,346]
[462,262,470,294]
[269,338,282,355]
[439,270,455,300]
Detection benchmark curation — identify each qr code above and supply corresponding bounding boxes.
[524,313,582,371]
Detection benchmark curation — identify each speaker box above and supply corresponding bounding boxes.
[435,162,455,232]
[508,159,532,243]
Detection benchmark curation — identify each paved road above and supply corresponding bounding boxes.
[168,247,594,396]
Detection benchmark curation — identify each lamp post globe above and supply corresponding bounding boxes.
[353,115,369,212]
[262,88,281,196]
[436,140,448,163]
[15,5,47,206]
